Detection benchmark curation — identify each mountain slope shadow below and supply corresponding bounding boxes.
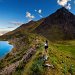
[34,7,75,40]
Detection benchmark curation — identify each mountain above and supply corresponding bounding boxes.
[0,18,44,40]
[34,7,75,40]
[2,7,75,41]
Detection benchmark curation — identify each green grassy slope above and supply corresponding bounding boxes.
[22,39,75,75]
[0,31,75,75]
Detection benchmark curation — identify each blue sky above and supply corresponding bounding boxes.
[0,0,75,35]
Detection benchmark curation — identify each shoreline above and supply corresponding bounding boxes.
[0,40,14,60]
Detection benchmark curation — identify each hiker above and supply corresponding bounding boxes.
[44,40,48,53]
[43,40,48,61]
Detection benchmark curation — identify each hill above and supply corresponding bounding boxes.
[0,18,44,40]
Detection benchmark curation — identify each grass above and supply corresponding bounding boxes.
[17,39,75,75]
[29,56,44,75]
[0,32,75,75]
[50,40,75,75]
[23,43,44,75]
[54,40,75,57]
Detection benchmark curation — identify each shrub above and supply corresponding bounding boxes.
[68,65,75,75]
[30,57,44,75]
[62,64,68,75]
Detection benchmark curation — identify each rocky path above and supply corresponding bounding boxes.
[0,48,36,75]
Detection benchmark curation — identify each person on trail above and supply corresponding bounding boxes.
[43,40,48,61]
[44,40,48,53]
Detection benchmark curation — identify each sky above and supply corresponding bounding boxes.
[0,0,75,35]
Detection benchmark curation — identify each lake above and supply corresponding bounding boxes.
[0,41,13,59]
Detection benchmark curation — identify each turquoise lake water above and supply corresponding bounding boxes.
[0,41,13,59]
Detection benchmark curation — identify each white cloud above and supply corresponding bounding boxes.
[0,21,22,35]
[0,33,3,36]
[0,28,15,35]
[39,15,43,18]
[0,31,7,36]
[9,21,23,26]
[35,10,37,12]
[7,27,14,28]
[65,3,71,10]
[57,0,71,10]
[0,28,15,31]
[26,12,35,21]
[34,9,43,17]
[0,21,23,35]
[35,9,42,14]
[57,0,71,6]
[38,9,42,14]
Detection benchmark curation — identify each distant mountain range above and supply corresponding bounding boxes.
[1,7,75,40]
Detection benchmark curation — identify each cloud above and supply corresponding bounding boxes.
[57,0,71,6]
[35,9,42,14]
[0,31,7,36]
[26,12,35,21]
[0,28,15,31]
[0,21,22,35]
[65,3,71,10]
[0,28,15,35]
[38,9,42,14]
[57,0,71,9]
[0,33,3,36]
[0,26,18,35]
[35,10,37,12]
[35,9,43,18]
[39,15,43,18]
[7,27,15,28]
[9,21,23,26]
